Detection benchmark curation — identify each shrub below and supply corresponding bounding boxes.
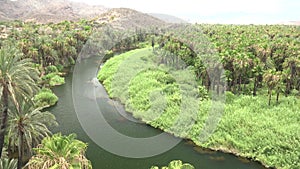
[150,160,195,169]
[56,64,64,72]
[42,73,65,87]
[33,88,58,108]
[45,65,58,74]
[49,74,65,86]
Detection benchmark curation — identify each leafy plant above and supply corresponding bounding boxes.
[33,88,58,108]
[42,73,65,87]
[27,133,92,169]
[150,160,195,169]
[0,158,17,169]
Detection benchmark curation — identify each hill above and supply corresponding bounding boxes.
[280,21,300,25]
[95,8,167,30]
[0,0,108,23]
[148,13,187,23]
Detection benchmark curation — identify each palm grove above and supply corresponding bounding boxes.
[98,24,300,169]
[0,20,93,169]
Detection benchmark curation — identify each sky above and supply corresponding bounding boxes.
[70,0,300,24]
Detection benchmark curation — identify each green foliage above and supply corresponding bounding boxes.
[99,49,300,169]
[49,74,65,86]
[0,43,40,161]
[225,91,235,104]
[102,50,114,62]
[199,95,300,169]
[0,20,94,167]
[55,64,64,72]
[33,88,58,108]
[0,158,17,169]
[42,72,65,87]
[43,66,66,86]
[27,133,92,169]
[45,65,59,74]
[98,49,141,95]
[128,69,181,129]
[150,160,195,169]
[7,100,58,167]
[83,25,91,31]
[99,48,201,136]
[157,24,300,99]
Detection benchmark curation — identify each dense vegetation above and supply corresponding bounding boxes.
[0,20,93,169]
[159,24,300,103]
[1,18,299,169]
[0,19,164,169]
[98,24,300,169]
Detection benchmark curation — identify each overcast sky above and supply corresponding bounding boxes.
[70,0,300,24]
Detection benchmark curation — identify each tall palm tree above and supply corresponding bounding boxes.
[7,100,58,169]
[283,57,300,95]
[27,133,92,169]
[0,44,39,158]
[263,70,281,106]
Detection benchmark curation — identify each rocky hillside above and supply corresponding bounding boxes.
[148,13,187,24]
[95,8,167,30]
[0,0,108,23]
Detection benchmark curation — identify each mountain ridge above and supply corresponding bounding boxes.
[0,0,108,23]
[148,13,188,23]
[94,8,167,29]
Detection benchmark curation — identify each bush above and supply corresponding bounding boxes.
[45,65,58,74]
[49,75,65,86]
[150,160,195,169]
[42,72,65,87]
[103,50,114,63]
[225,91,235,103]
[33,88,58,108]
[56,64,64,72]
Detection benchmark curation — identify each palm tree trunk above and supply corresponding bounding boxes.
[238,74,242,94]
[206,75,210,92]
[0,85,9,158]
[268,90,272,106]
[276,91,280,104]
[18,130,24,169]
[217,78,220,95]
[253,77,257,96]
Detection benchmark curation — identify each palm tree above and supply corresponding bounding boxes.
[263,70,281,106]
[0,144,16,169]
[0,158,17,169]
[27,133,92,169]
[7,100,58,169]
[0,44,39,158]
[251,59,264,96]
[283,57,300,95]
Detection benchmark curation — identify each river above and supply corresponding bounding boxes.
[48,56,266,169]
